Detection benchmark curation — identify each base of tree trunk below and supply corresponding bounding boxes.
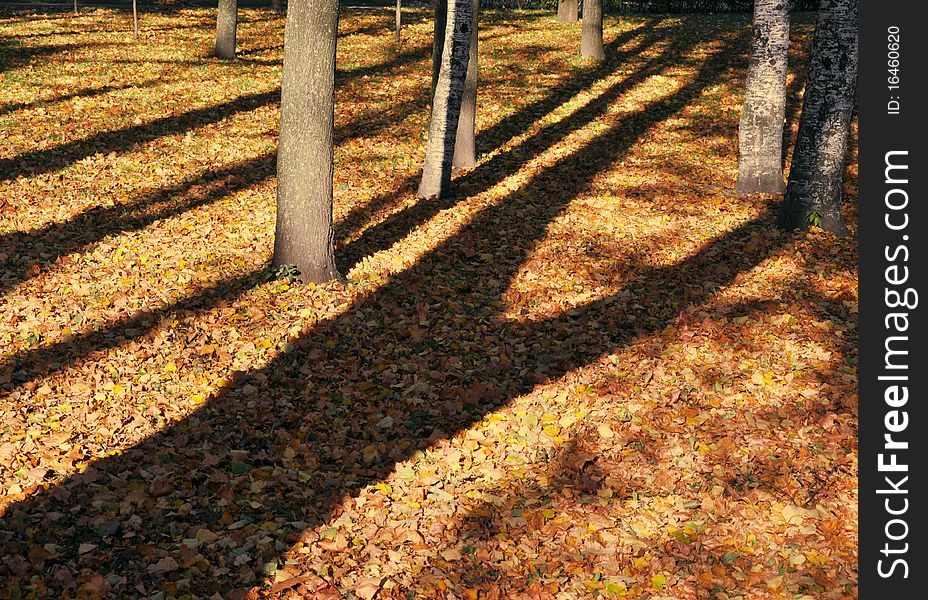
[273,256,343,285]
[452,155,476,170]
[735,171,785,195]
[580,43,605,61]
[416,175,452,199]
[777,202,850,236]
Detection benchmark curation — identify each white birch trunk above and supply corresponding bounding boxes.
[779,0,857,234]
[452,0,479,170]
[418,0,473,199]
[736,0,790,194]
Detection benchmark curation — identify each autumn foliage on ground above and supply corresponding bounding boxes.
[0,7,856,599]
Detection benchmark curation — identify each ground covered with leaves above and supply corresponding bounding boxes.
[0,6,856,599]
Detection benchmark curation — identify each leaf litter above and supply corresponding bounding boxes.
[0,7,855,599]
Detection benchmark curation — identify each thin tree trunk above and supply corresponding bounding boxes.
[215,0,238,59]
[779,0,857,234]
[736,0,790,194]
[272,0,281,11]
[132,0,139,40]
[418,0,473,199]
[581,0,604,60]
[431,0,448,101]
[272,0,342,283]
[557,0,578,23]
[452,0,478,170]
[73,0,77,14]
[395,0,402,43]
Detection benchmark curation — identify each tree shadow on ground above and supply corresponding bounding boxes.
[0,76,172,116]
[330,17,662,255]
[0,27,801,597]
[403,360,855,598]
[338,17,735,273]
[0,38,119,73]
[0,31,430,182]
[0,154,276,299]
[0,89,280,182]
[0,35,435,296]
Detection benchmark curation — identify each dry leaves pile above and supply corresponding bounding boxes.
[0,7,856,599]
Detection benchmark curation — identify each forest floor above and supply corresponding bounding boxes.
[0,7,857,600]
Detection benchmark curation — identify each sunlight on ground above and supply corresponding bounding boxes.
[1,7,856,599]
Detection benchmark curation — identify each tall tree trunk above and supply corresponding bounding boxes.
[779,0,857,234]
[272,0,281,11]
[272,0,341,283]
[735,0,790,195]
[395,0,402,43]
[418,0,473,199]
[431,0,448,100]
[581,0,604,60]
[452,0,478,170]
[73,0,77,14]
[215,0,238,59]
[132,0,139,40]
[557,0,578,23]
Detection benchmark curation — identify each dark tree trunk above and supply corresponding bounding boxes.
[272,0,342,283]
[779,0,857,235]
[557,0,578,23]
[452,0,479,170]
[581,0,604,60]
[396,0,402,42]
[272,0,282,11]
[736,0,790,195]
[215,0,238,59]
[431,0,448,100]
[418,0,473,199]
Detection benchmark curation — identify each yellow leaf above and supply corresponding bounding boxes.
[652,574,667,590]
[806,550,828,565]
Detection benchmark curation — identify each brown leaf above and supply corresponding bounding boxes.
[355,576,384,600]
[146,556,179,576]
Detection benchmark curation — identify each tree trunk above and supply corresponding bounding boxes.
[132,0,139,40]
[272,0,282,11]
[73,0,77,14]
[557,0,578,23]
[431,0,448,101]
[779,0,857,234]
[581,0,604,60]
[735,0,790,195]
[272,0,342,283]
[395,0,402,43]
[215,0,238,59]
[418,0,473,199]
[452,0,478,170]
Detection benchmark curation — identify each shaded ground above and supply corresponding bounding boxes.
[0,8,856,599]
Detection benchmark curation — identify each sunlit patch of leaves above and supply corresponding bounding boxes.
[0,7,854,600]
